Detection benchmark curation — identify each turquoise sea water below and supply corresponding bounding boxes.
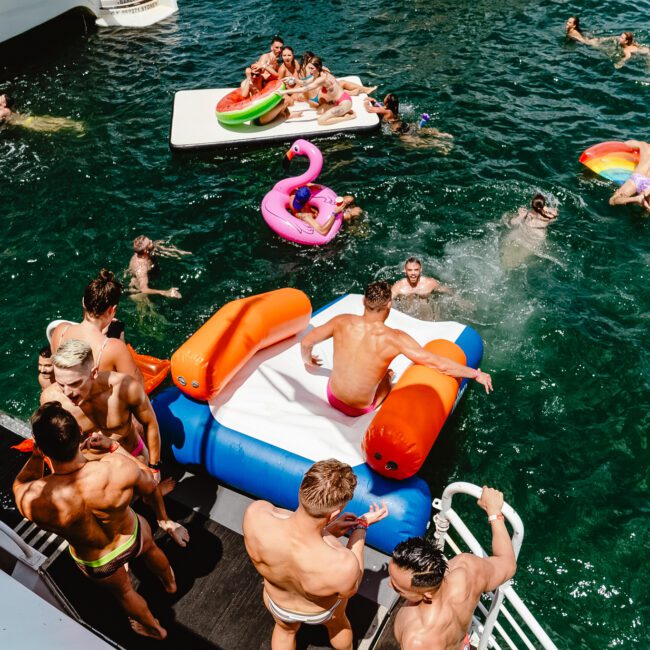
[1,1,649,646]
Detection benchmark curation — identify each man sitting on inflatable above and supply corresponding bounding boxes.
[301,281,493,417]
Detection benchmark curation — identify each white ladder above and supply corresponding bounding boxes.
[432,482,559,650]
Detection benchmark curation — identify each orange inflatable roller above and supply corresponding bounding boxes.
[171,288,312,401]
[362,339,466,480]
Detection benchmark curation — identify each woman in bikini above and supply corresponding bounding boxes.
[609,140,650,212]
[281,57,355,125]
[50,269,144,385]
[278,46,301,81]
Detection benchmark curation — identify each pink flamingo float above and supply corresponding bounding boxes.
[261,139,343,246]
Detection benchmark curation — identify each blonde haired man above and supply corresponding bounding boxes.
[243,459,389,650]
[42,339,189,547]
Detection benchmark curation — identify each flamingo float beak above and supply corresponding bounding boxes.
[282,149,295,170]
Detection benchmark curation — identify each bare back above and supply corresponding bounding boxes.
[329,314,403,407]
[395,555,484,650]
[15,454,139,561]
[243,502,357,613]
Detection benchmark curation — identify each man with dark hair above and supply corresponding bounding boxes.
[243,459,388,650]
[391,257,453,302]
[37,345,54,391]
[301,281,492,417]
[50,269,143,382]
[389,487,517,650]
[256,35,284,81]
[13,402,181,640]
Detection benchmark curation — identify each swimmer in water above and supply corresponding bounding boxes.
[288,186,337,236]
[129,235,190,299]
[391,257,456,320]
[0,93,84,134]
[501,194,559,269]
[565,16,599,46]
[364,93,453,151]
[614,32,650,68]
[608,140,650,212]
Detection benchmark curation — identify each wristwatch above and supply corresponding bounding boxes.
[148,461,163,471]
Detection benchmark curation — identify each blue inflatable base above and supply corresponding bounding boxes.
[153,387,433,555]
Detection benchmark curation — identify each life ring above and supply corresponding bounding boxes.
[216,80,285,126]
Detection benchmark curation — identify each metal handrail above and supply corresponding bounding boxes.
[433,482,558,650]
[0,519,40,566]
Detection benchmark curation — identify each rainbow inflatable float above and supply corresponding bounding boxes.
[260,139,343,246]
[153,289,484,555]
[579,141,640,185]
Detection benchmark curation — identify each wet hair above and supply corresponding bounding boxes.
[364,281,392,311]
[384,93,399,118]
[271,35,284,46]
[396,121,410,134]
[299,459,357,518]
[621,32,634,46]
[31,401,82,462]
[531,193,546,214]
[3,93,15,110]
[52,339,94,370]
[301,50,315,72]
[308,56,323,73]
[133,235,152,254]
[405,257,422,268]
[568,16,581,33]
[83,269,122,317]
[392,537,448,590]
[39,345,52,359]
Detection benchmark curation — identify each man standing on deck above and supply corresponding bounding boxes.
[13,402,178,640]
[42,339,189,547]
[301,281,492,418]
[388,486,517,650]
[243,459,388,650]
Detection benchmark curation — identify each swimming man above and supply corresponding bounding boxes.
[13,402,178,640]
[129,235,189,299]
[37,345,54,391]
[392,257,454,301]
[244,458,388,650]
[609,140,650,212]
[389,486,516,650]
[301,281,492,417]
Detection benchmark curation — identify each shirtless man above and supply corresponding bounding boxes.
[609,140,650,212]
[389,487,516,650]
[302,281,492,417]
[129,236,188,299]
[243,459,388,650]
[256,35,284,81]
[615,32,650,69]
[13,402,180,640]
[43,339,188,542]
[37,345,54,391]
[392,257,453,301]
[51,269,143,383]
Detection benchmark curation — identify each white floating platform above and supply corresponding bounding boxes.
[169,76,380,151]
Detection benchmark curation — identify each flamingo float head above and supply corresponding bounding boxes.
[282,138,323,171]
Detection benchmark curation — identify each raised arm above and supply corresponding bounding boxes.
[469,487,517,591]
[132,263,180,298]
[395,330,493,393]
[13,446,46,519]
[301,317,338,367]
[282,74,324,95]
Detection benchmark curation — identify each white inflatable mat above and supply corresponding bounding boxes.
[170,76,380,151]
[209,294,465,467]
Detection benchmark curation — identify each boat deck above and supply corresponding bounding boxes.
[0,419,392,650]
